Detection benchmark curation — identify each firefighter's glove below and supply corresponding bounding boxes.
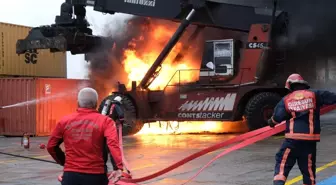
[268,119,275,128]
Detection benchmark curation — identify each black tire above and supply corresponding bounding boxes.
[98,93,144,136]
[244,92,282,131]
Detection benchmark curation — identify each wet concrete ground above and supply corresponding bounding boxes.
[0,112,335,185]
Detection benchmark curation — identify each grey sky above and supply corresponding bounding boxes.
[0,0,132,79]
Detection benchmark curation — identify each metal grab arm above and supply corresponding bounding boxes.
[15,0,101,54]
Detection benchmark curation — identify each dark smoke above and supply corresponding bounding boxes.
[283,1,336,60]
[275,0,336,88]
[86,15,207,97]
[87,16,151,98]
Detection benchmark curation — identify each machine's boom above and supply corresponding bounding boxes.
[16,0,285,55]
[16,0,322,55]
[15,0,316,89]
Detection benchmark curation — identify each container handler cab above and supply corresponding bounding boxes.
[16,0,308,135]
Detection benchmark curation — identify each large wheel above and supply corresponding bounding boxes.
[244,92,282,131]
[98,93,144,136]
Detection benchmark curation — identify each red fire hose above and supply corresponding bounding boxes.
[121,105,336,184]
[181,123,286,185]
[180,105,336,184]
[118,123,132,178]
[121,126,272,184]
[58,105,336,185]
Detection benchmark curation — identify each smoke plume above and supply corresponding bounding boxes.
[282,1,336,60]
[86,15,204,97]
[86,15,148,98]
[272,1,336,87]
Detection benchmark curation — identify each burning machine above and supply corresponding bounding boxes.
[17,0,306,135]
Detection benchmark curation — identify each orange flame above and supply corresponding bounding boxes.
[118,20,247,135]
[135,120,249,135]
[121,23,199,90]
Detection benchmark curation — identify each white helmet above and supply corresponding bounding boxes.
[114,96,122,103]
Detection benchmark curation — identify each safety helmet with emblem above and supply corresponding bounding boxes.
[285,73,310,90]
[113,96,122,104]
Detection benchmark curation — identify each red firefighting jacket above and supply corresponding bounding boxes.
[47,108,123,174]
[271,89,336,141]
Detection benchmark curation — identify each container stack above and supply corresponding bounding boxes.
[0,22,90,136]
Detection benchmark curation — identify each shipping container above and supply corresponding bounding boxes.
[0,78,91,136]
[0,22,67,77]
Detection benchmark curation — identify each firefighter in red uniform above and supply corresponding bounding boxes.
[268,74,336,185]
[47,87,124,185]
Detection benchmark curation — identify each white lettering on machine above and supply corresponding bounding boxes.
[178,93,237,112]
[177,112,226,119]
[124,0,156,7]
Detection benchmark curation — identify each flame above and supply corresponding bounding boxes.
[121,22,199,90]
[117,19,248,135]
[135,120,249,135]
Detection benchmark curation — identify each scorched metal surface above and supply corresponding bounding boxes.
[0,78,90,136]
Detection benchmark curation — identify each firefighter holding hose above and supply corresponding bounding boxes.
[105,96,132,176]
[108,96,125,125]
[268,74,336,185]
